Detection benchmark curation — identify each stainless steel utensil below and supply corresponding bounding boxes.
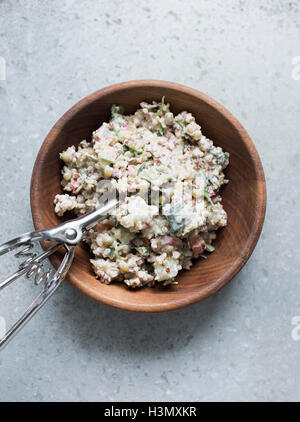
[0,198,118,350]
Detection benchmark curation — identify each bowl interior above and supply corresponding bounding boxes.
[30,81,266,312]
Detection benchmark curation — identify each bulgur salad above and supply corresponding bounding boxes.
[54,98,229,288]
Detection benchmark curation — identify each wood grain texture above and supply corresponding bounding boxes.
[30,80,266,312]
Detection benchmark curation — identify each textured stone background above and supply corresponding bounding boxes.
[0,0,299,402]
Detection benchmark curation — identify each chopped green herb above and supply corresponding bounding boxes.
[208,174,220,190]
[123,144,143,156]
[100,157,115,165]
[216,152,229,169]
[85,153,98,163]
[138,162,147,174]
[108,246,115,258]
[177,120,190,140]
[111,104,124,115]
[147,103,160,110]
[181,240,190,256]
[204,244,215,253]
[154,96,165,118]
[166,203,187,234]
[203,188,214,207]
[135,246,150,256]
[141,176,152,183]
[156,125,165,136]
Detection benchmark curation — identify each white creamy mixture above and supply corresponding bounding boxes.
[54,98,229,288]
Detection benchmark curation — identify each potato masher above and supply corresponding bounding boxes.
[0,198,119,350]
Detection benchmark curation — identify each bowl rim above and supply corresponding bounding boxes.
[30,80,266,312]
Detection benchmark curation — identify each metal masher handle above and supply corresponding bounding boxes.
[0,244,76,350]
[0,198,119,350]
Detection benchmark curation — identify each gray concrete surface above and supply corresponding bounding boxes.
[0,0,299,402]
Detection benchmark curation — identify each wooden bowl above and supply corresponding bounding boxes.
[30,80,266,312]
